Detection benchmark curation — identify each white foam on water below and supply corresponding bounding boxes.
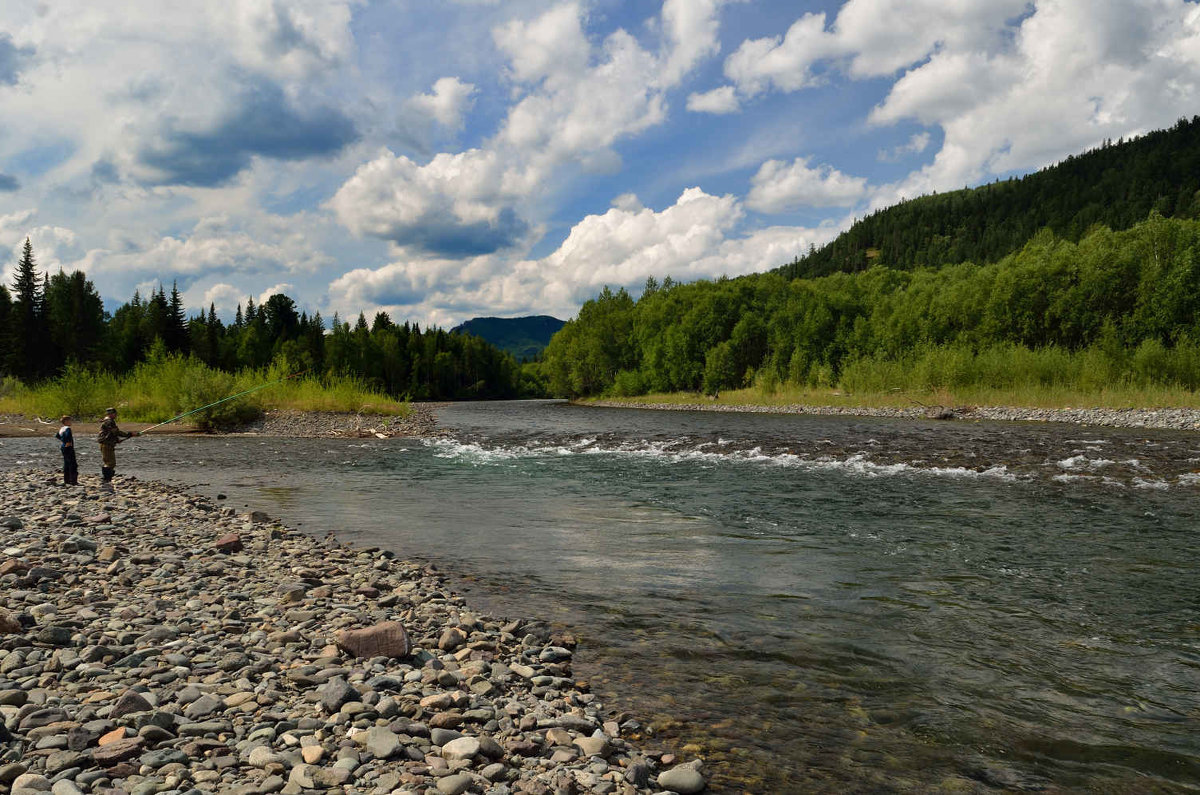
[1132,477,1170,490]
[425,437,1018,483]
[1057,455,1117,471]
[1053,473,1099,484]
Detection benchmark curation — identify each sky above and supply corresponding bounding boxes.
[0,0,1198,327]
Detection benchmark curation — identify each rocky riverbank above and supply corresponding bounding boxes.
[586,400,1200,431]
[0,471,707,795]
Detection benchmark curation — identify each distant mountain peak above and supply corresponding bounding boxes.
[451,315,566,361]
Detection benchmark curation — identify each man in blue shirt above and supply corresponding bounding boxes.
[55,415,78,486]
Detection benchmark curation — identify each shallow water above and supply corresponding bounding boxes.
[5,401,1200,792]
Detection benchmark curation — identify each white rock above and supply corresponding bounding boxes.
[441,736,481,760]
[658,765,707,794]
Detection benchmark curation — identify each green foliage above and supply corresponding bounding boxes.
[0,355,410,428]
[782,116,1200,279]
[0,240,530,402]
[544,215,1200,401]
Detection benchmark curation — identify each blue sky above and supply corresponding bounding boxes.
[1,0,1198,326]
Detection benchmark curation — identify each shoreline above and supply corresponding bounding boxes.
[583,399,1200,432]
[0,404,442,440]
[0,470,707,795]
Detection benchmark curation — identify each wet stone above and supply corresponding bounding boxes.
[657,765,706,794]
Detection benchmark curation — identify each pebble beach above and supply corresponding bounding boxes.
[0,471,708,795]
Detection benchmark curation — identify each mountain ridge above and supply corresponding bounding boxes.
[780,115,1200,280]
[452,315,566,361]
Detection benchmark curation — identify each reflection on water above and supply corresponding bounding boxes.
[4,401,1200,793]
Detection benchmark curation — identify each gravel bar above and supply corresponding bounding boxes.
[0,470,707,795]
[226,405,442,439]
[586,400,1200,431]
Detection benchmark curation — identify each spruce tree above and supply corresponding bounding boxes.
[0,285,10,375]
[8,238,43,380]
[44,269,105,369]
[167,281,188,352]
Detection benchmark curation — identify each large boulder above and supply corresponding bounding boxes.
[336,621,410,659]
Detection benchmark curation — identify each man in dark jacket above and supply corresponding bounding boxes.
[55,415,78,485]
[97,407,136,483]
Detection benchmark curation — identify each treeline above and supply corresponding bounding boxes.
[544,214,1200,397]
[782,116,1200,279]
[0,239,534,400]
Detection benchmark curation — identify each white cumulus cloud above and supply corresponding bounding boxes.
[747,158,868,213]
[687,86,740,114]
[326,187,837,325]
[330,1,727,259]
[410,77,478,130]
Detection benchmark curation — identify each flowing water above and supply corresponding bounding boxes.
[5,400,1200,793]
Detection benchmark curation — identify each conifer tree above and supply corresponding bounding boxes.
[0,285,10,375]
[44,269,105,368]
[167,281,187,352]
[8,238,44,379]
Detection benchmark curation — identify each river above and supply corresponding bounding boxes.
[5,400,1200,793]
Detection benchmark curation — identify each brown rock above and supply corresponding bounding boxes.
[544,728,572,746]
[335,621,410,659]
[429,712,463,729]
[506,739,542,757]
[0,609,21,635]
[438,627,466,652]
[92,736,144,766]
[106,762,137,780]
[214,533,243,553]
[110,689,153,719]
[97,727,128,746]
[96,547,121,563]
[0,559,29,577]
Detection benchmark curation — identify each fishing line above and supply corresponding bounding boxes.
[138,370,308,434]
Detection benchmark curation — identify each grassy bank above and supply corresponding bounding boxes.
[593,383,1200,411]
[0,354,409,429]
[589,342,1200,410]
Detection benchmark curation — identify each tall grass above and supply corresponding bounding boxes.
[601,341,1200,410]
[0,355,409,429]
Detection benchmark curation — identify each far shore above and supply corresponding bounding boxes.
[582,398,1200,432]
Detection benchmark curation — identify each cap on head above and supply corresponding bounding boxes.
[61,415,71,423]
[105,407,117,415]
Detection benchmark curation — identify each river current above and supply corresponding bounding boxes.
[5,400,1200,793]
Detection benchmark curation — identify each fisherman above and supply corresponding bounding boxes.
[97,407,138,483]
[54,415,78,486]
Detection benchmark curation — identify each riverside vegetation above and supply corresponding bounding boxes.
[0,238,548,426]
[0,355,411,432]
[0,470,707,795]
[543,118,1200,408]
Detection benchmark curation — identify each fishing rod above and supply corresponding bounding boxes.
[138,370,309,435]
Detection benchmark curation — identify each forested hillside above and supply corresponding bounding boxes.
[451,315,565,361]
[781,116,1200,279]
[0,240,529,400]
[544,214,1200,398]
